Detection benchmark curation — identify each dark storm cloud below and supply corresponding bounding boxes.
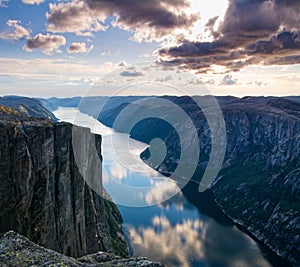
[47,0,199,41]
[220,0,280,36]
[87,0,197,31]
[205,16,220,39]
[158,0,300,72]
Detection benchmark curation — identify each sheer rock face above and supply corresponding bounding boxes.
[0,117,128,258]
[0,231,165,267]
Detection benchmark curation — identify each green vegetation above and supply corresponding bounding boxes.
[213,161,300,224]
[0,105,21,116]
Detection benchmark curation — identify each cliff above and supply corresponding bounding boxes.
[0,113,128,258]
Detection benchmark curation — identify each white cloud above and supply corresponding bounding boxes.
[128,216,204,267]
[0,57,119,96]
[0,20,30,41]
[1,0,45,5]
[0,57,116,79]
[100,50,120,57]
[22,0,44,4]
[220,74,237,86]
[67,42,94,53]
[23,33,66,55]
[0,0,9,7]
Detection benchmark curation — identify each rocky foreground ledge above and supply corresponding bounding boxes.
[0,231,165,267]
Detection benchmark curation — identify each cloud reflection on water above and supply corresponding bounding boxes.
[127,215,271,267]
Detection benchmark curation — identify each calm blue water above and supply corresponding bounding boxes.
[54,107,289,267]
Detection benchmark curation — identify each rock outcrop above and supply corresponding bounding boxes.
[0,231,165,267]
[0,113,128,258]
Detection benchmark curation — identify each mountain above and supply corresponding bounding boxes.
[40,96,147,119]
[76,95,299,267]
[0,100,128,258]
[38,96,82,112]
[0,96,56,121]
[285,96,300,104]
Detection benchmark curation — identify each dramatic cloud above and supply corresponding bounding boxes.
[23,33,66,55]
[0,20,30,40]
[67,42,94,53]
[205,16,220,39]
[158,0,300,72]
[46,0,199,42]
[22,0,44,4]
[47,1,107,36]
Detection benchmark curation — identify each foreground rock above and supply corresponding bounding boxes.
[0,231,165,267]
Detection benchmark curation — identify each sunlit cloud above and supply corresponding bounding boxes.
[127,214,272,267]
[158,0,300,73]
[0,20,30,41]
[67,42,94,53]
[128,216,205,267]
[22,0,44,4]
[23,33,66,55]
[0,57,119,96]
[46,0,199,42]
[47,1,107,36]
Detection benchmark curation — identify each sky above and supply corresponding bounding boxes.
[0,0,299,97]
